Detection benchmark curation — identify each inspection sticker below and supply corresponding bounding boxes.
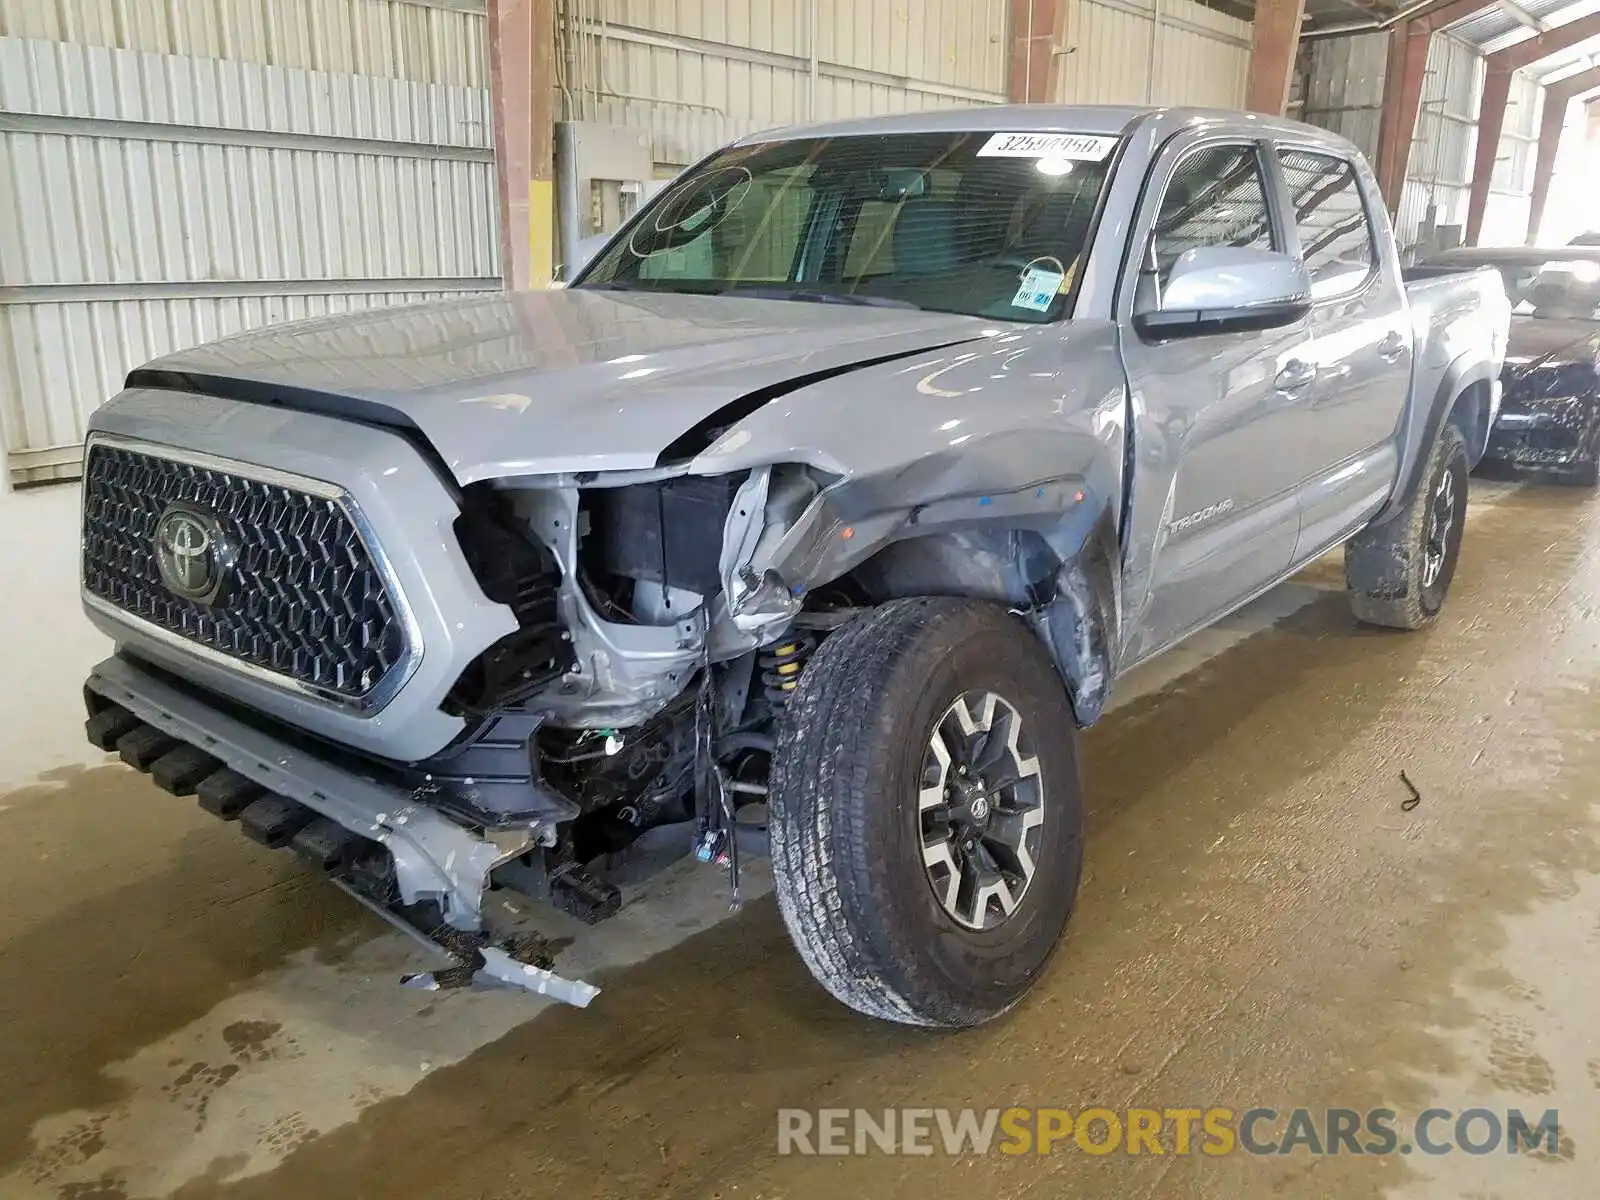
[978,132,1117,160]
[1012,265,1066,312]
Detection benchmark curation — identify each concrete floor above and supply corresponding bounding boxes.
[1,476,1596,1199]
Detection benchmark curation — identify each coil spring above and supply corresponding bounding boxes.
[760,632,816,706]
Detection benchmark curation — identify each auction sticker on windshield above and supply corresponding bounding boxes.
[1013,266,1066,312]
[978,132,1118,160]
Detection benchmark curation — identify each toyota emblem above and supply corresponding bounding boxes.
[154,505,230,605]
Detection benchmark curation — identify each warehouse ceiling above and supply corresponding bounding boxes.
[1192,0,1600,54]
[1192,0,1416,32]
[1443,0,1600,79]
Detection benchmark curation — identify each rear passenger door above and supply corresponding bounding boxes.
[1117,137,1316,664]
[1273,147,1412,560]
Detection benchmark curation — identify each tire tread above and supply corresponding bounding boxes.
[1346,422,1468,630]
[770,598,1081,1027]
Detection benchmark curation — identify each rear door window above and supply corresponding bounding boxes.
[1277,150,1375,299]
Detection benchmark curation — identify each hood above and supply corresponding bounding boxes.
[128,288,996,484]
[1503,316,1600,378]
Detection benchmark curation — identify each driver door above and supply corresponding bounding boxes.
[1117,138,1315,665]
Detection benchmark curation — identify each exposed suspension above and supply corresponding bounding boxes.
[760,632,816,706]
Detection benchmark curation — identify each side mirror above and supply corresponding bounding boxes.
[1134,246,1311,338]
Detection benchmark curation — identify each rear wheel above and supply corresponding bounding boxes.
[1346,421,1469,630]
[768,598,1084,1027]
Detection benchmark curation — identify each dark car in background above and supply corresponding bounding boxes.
[1424,247,1600,485]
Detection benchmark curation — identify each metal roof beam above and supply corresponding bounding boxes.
[1527,63,1600,241]
[1374,0,1500,211]
[1469,10,1600,242]
[1495,0,1552,33]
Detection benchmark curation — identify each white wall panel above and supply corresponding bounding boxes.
[1056,0,1250,108]
[0,0,487,86]
[1301,31,1543,249]
[812,0,1009,94]
[0,25,495,483]
[1301,32,1388,163]
[1,288,482,481]
[580,0,1008,94]
[560,0,1008,170]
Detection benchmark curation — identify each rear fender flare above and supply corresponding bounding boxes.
[1378,353,1496,523]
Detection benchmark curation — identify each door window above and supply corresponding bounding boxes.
[1277,150,1375,299]
[1150,144,1275,287]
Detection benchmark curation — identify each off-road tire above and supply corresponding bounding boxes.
[768,597,1084,1028]
[1345,421,1469,629]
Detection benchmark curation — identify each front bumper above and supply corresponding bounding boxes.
[85,653,599,1006]
[1485,398,1599,470]
[83,391,518,764]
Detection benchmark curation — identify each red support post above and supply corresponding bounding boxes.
[1008,0,1062,103]
[1245,0,1308,115]
[1466,65,1511,245]
[1527,92,1566,244]
[488,0,556,290]
[1373,0,1501,217]
[1376,20,1432,212]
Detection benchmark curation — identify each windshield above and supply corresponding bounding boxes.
[1445,256,1600,321]
[575,131,1119,322]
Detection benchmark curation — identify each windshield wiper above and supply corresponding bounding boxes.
[712,285,922,310]
[579,279,716,295]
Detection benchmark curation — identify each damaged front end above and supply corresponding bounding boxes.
[1486,339,1600,475]
[77,450,852,1006]
[79,304,1127,1008]
[84,656,601,1004]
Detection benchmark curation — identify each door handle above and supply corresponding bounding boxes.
[1377,331,1408,362]
[1275,359,1317,392]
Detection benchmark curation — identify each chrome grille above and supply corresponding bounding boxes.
[81,442,408,704]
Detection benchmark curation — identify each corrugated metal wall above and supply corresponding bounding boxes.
[1301,32,1387,163]
[1301,30,1551,252]
[1056,0,1251,108]
[556,0,1249,177]
[0,0,487,85]
[1479,71,1541,245]
[0,0,495,484]
[558,0,1011,172]
[6,0,1262,485]
[1392,34,1481,251]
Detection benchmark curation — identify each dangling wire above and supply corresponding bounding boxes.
[717,752,741,911]
[691,608,741,909]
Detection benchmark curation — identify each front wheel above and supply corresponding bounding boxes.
[768,598,1084,1028]
[1345,421,1469,629]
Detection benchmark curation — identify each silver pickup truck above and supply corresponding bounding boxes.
[78,106,1509,1027]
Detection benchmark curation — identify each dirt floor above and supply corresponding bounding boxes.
[1,477,1597,1200]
